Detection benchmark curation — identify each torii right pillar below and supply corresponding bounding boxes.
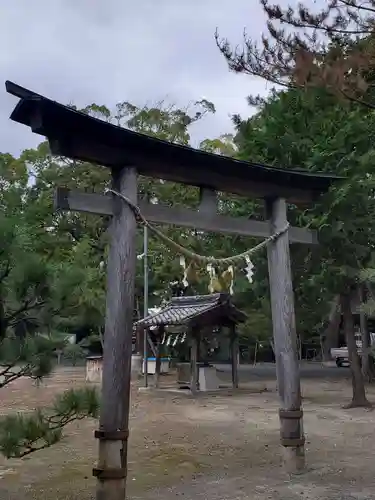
[266,197,305,474]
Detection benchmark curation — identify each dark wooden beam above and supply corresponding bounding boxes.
[54,188,318,245]
[190,330,199,395]
[199,187,217,215]
[230,324,239,390]
[49,138,319,204]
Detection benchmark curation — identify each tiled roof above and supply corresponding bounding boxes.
[134,293,245,328]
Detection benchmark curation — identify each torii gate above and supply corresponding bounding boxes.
[6,80,338,500]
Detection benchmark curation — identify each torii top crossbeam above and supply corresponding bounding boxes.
[6,81,339,204]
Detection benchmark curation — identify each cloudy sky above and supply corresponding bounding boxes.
[1,0,274,156]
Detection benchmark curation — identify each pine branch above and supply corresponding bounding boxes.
[17,442,51,458]
[0,387,99,458]
[338,0,375,15]
[216,0,375,107]
[0,364,14,378]
[0,364,34,389]
[0,335,57,389]
[286,23,369,35]
[0,262,10,283]
[6,298,46,325]
[340,89,375,109]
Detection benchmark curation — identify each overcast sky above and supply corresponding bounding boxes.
[1,0,274,156]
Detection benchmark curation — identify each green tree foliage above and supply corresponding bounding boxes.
[232,83,375,404]
[0,387,99,458]
[200,134,238,156]
[236,87,375,293]
[216,0,375,398]
[216,1,375,109]
[0,150,100,458]
[62,342,86,366]
[216,2,375,377]
[0,335,56,388]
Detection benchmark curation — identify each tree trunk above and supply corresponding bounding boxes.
[321,296,341,362]
[0,290,7,340]
[358,285,375,383]
[340,291,371,408]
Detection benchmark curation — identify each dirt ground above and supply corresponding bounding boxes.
[0,366,374,500]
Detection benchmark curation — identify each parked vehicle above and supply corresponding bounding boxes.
[331,332,375,367]
[330,347,354,367]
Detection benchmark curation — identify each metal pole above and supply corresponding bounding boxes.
[143,225,149,387]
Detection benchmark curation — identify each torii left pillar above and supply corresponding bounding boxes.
[93,166,138,500]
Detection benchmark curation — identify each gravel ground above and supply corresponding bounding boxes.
[0,366,374,500]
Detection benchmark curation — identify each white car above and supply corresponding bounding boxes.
[330,347,352,367]
[331,333,362,367]
[330,332,375,367]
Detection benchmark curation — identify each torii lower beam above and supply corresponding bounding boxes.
[54,187,318,245]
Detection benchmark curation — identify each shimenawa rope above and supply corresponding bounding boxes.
[105,188,289,266]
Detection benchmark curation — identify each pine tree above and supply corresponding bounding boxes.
[0,166,100,458]
[216,0,375,108]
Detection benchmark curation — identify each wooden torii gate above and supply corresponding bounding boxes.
[6,81,338,500]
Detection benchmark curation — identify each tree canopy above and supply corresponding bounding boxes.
[216,0,375,109]
[216,2,375,402]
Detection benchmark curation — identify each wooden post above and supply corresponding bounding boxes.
[154,342,161,388]
[143,226,149,387]
[199,187,217,215]
[190,330,199,395]
[266,197,305,474]
[143,327,149,387]
[230,324,239,389]
[94,167,138,500]
[253,341,258,366]
[154,326,163,389]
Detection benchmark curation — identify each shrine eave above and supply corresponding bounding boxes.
[135,293,246,329]
[6,80,341,203]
